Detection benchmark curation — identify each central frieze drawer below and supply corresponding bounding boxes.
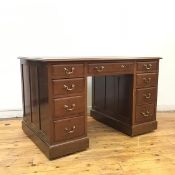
[88,62,134,75]
[52,78,85,97]
[54,116,85,142]
[136,73,158,88]
[136,87,157,105]
[51,64,84,78]
[53,96,85,119]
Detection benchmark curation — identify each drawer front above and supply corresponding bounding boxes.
[135,104,155,124]
[136,73,158,88]
[53,96,85,119]
[54,116,85,142]
[136,88,157,105]
[51,64,84,78]
[52,78,85,97]
[88,62,134,75]
[136,61,158,72]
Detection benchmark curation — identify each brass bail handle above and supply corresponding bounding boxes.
[121,64,126,68]
[143,77,151,84]
[64,104,76,111]
[95,66,104,72]
[65,125,76,134]
[64,84,75,91]
[144,64,152,70]
[64,67,75,75]
[144,93,151,99]
[141,110,150,117]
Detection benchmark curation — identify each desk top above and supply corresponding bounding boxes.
[19,56,162,62]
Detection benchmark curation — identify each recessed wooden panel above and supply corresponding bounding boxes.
[93,76,106,110]
[92,75,133,124]
[105,76,115,115]
[38,63,50,137]
[54,117,85,142]
[21,63,31,123]
[136,87,157,105]
[52,78,85,97]
[53,96,85,119]
[30,63,40,129]
[136,73,158,88]
[51,64,84,78]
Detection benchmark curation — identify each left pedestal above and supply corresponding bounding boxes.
[20,60,89,159]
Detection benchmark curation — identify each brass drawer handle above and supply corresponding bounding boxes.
[95,66,104,72]
[65,125,76,134]
[64,84,75,91]
[141,110,150,117]
[143,77,151,84]
[64,104,75,111]
[64,67,75,75]
[121,64,127,68]
[144,93,151,99]
[144,64,152,70]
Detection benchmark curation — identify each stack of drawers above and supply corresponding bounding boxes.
[50,63,86,143]
[135,61,159,124]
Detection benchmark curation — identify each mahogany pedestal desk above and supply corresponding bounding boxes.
[19,57,161,159]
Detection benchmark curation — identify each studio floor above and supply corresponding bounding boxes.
[0,112,175,175]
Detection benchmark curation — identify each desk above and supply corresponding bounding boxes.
[20,57,161,159]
